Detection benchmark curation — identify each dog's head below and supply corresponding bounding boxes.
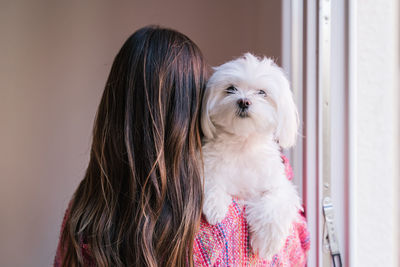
[201,53,299,148]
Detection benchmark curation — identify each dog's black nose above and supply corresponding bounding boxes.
[237,98,251,109]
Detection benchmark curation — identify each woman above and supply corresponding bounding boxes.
[55,26,309,267]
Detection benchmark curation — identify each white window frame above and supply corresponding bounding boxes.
[282,0,356,266]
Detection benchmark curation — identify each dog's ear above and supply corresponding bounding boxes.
[274,72,299,148]
[201,85,216,139]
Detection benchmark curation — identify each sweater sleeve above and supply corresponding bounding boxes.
[53,203,95,267]
[54,204,70,267]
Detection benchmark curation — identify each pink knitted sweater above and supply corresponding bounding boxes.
[54,156,310,266]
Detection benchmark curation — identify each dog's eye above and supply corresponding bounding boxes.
[258,90,267,96]
[226,86,237,94]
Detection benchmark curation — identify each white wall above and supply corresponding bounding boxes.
[356,0,399,266]
[0,1,282,266]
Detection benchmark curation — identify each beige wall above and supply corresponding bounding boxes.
[0,1,282,266]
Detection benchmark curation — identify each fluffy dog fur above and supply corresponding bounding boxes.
[201,53,302,260]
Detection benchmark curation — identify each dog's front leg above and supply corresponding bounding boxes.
[245,185,301,260]
[202,181,232,225]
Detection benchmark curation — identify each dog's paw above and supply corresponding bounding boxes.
[250,223,288,261]
[245,193,298,261]
[202,194,231,225]
[203,205,228,225]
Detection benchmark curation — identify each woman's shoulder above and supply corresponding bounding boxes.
[193,156,310,266]
[193,197,248,266]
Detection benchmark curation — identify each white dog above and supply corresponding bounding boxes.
[201,53,302,260]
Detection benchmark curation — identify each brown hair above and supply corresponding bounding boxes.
[60,26,208,266]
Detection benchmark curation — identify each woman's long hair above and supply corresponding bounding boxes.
[60,26,208,266]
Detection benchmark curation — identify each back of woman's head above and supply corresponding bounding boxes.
[60,26,208,267]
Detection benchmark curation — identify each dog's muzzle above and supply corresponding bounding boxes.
[237,98,251,118]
